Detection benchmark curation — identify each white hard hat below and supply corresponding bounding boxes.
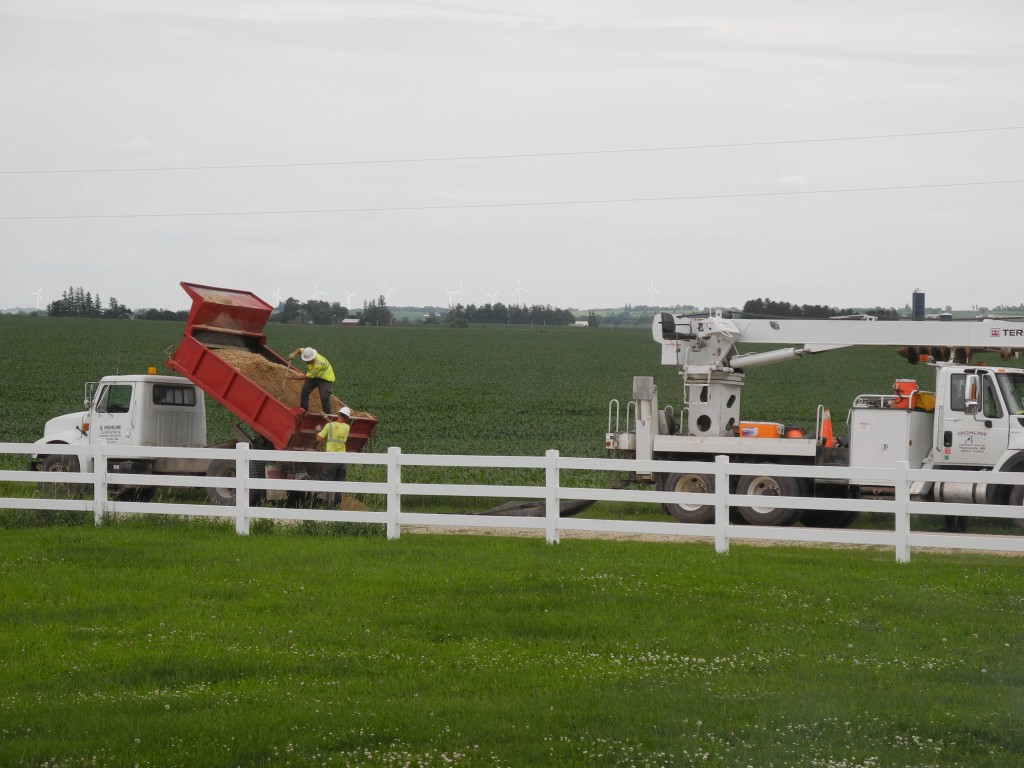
[300,347,316,362]
[338,406,352,418]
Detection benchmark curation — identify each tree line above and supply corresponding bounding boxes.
[741,298,900,320]
[42,286,582,327]
[46,286,908,326]
[47,286,132,319]
[442,302,576,326]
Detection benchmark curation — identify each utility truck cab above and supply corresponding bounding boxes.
[928,366,1024,476]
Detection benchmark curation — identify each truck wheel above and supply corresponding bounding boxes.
[39,453,84,499]
[735,473,801,526]
[205,458,264,506]
[659,472,715,524]
[1009,484,1024,530]
[205,459,236,505]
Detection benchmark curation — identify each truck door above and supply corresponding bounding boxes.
[940,372,1009,467]
[90,383,135,445]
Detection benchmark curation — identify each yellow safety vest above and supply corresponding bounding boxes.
[318,421,350,452]
[305,354,336,383]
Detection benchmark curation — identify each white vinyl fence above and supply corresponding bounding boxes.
[2,442,1023,563]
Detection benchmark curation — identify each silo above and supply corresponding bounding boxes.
[912,290,925,321]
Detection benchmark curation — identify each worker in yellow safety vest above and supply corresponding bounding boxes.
[317,406,351,505]
[288,346,336,414]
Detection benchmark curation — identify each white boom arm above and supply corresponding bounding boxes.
[654,311,1024,370]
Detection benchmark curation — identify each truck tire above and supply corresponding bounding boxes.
[659,471,715,524]
[735,472,801,526]
[205,459,236,505]
[39,453,85,499]
[205,458,264,506]
[1009,484,1024,530]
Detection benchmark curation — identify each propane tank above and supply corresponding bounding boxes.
[933,482,988,504]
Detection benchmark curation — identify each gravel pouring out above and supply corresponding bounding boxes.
[210,348,371,418]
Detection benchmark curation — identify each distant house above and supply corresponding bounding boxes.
[340,318,360,326]
[571,320,589,327]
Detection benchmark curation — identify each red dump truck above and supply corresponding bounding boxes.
[33,281,377,504]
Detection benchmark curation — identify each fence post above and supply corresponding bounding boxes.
[714,454,730,554]
[894,461,910,563]
[93,443,107,526]
[386,446,402,540]
[545,449,560,545]
[235,443,250,536]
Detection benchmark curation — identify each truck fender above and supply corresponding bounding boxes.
[34,428,88,450]
[32,440,94,474]
[993,451,1024,474]
[988,451,1024,505]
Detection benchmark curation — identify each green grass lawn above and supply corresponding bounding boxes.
[1,521,1021,767]
[3,315,1023,766]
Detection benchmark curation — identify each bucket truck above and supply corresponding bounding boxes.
[605,310,1024,527]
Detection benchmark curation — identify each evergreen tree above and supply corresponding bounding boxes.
[361,295,394,326]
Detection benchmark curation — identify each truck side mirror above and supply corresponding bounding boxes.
[964,373,980,415]
[83,382,97,410]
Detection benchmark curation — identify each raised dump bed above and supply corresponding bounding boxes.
[165,282,377,452]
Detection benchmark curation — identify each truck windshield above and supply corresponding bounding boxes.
[996,372,1024,415]
[96,384,132,414]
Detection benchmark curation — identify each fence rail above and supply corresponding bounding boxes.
[2,442,1023,562]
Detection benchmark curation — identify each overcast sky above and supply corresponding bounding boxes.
[2,1,1023,314]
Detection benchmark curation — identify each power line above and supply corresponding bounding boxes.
[2,126,1022,175]
[2,178,1022,221]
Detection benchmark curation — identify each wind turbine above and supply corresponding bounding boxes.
[443,286,460,307]
[484,290,499,305]
[383,282,397,304]
[512,275,529,305]
[311,282,327,300]
[343,289,359,310]
[644,278,661,305]
[270,286,285,305]
[30,287,44,309]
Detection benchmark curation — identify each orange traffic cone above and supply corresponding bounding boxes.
[820,408,836,448]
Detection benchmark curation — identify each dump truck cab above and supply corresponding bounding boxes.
[34,374,207,474]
